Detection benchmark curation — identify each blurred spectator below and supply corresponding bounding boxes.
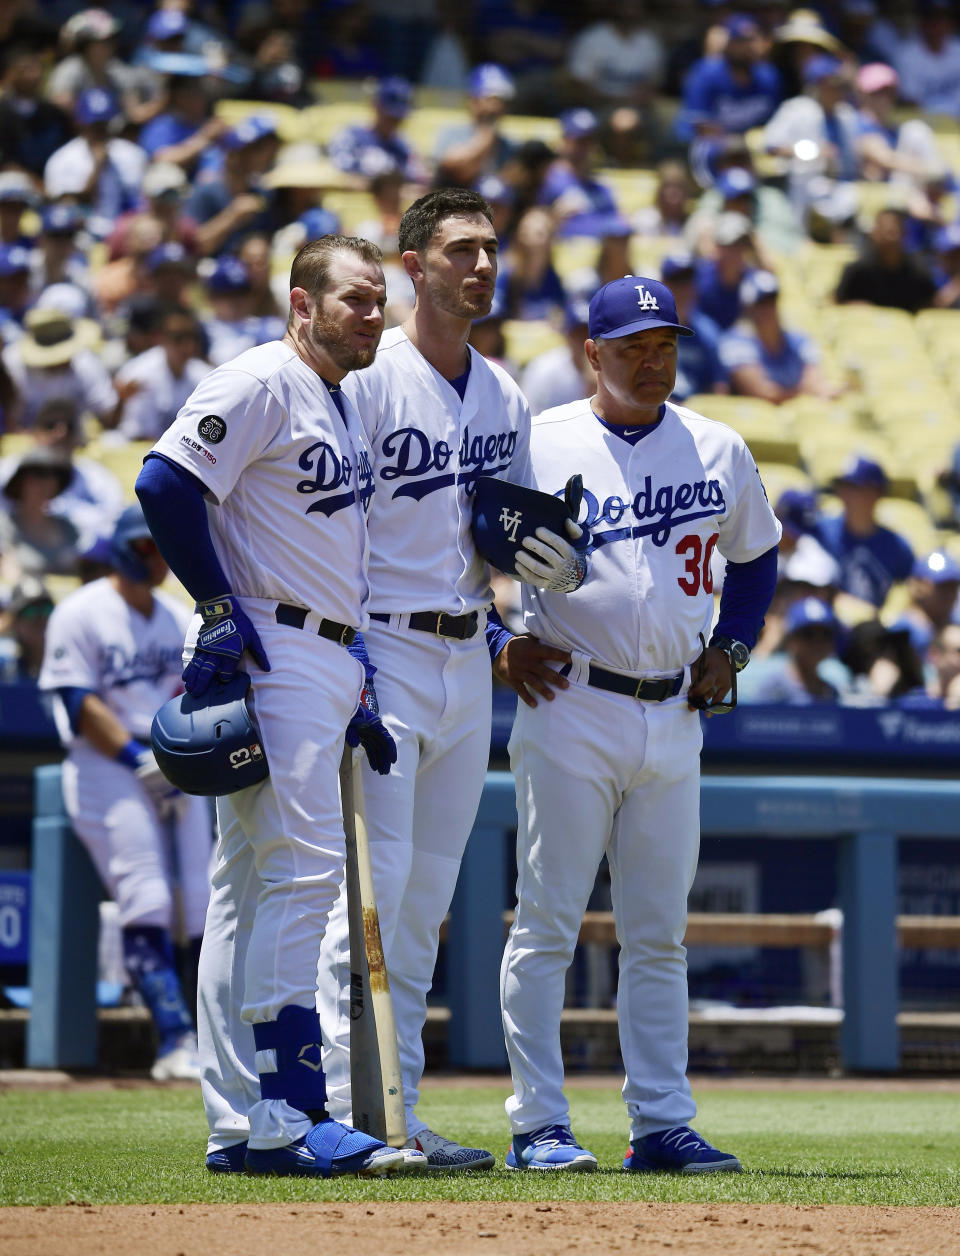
[200,255,282,366]
[841,620,926,704]
[419,0,472,90]
[890,550,960,657]
[537,108,630,240]
[921,623,960,708]
[499,137,555,224]
[0,575,54,681]
[47,7,158,125]
[675,14,782,149]
[113,303,211,440]
[0,171,38,246]
[933,223,960,308]
[328,77,426,183]
[762,54,860,237]
[659,251,725,402]
[838,0,901,67]
[238,232,283,318]
[936,441,960,526]
[107,161,197,261]
[93,213,164,314]
[834,207,937,312]
[633,159,694,238]
[468,305,516,377]
[245,27,312,107]
[518,296,593,414]
[148,241,197,307]
[44,89,148,235]
[313,1,386,80]
[811,456,914,608]
[0,41,72,178]
[2,305,118,431]
[0,446,82,582]
[692,211,758,329]
[719,268,839,403]
[22,398,124,538]
[740,596,851,703]
[0,241,34,341]
[30,205,93,308]
[138,72,226,174]
[771,7,846,100]
[894,0,960,119]
[187,118,276,257]
[855,63,944,189]
[480,0,566,115]
[98,292,163,373]
[685,163,797,259]
[435,63,518,186]
[494,207,566,321]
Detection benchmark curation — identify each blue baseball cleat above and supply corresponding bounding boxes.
[623,1126,742,1174]
[205,1141,248,1173]
[505,1124,598,1171]
[245,1119,406,1178]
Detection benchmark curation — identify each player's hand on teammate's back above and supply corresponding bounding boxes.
[514,521,588,594]
[346,677,397,775]
[493,633,572,708]
[183,596,271,697]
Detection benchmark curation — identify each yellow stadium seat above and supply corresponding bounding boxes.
[214,99,305,142]
[0,433,39,460]
[595,167,658,214]
[683,395,801,464]
[755,461,814,505]
[85,439,154,501]
[875,498,939,554]
[552,237,600,282]
[801,431,895,488]
[44,574,82,604]
[501,319,565,368]
[501,115,562,146]
[321,189,380,233]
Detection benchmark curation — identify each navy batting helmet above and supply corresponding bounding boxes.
[151,672,269,796]
[471,474,587,577]
[110,502,155,583]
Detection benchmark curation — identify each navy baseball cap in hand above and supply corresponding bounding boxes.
[588,275,694,340]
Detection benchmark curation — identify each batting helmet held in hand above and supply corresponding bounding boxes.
[109,502,154,583]
[471,474,587,577]
[151,671,269,796]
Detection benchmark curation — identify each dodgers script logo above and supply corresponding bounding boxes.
[297,442,374,516]
[98,642,182,688]
[581,475,726,548]
[379,424,518,501]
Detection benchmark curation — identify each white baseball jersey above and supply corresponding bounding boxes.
[520,399,782,675]
[39,576,191,748]
[341,326,530,614]
[153,341,373,626]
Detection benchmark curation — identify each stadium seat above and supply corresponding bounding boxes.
[552,237,601,283]
[85,439,154,501]
[214,99,305,142]
[501,319,565,368]
[320,189,381,233]
[755,461,814,505]
[595,167,658,213]
[502,115,562,146]
[801,431,895,489]
[875,497,939,555]
[684,396,801,464]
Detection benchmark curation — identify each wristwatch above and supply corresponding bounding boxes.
[710,636,751,672]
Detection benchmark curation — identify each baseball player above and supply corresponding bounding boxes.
[38,503,212,1081]
[134,235,420,1178]
[316,188,582,1170]
[499,275,781,1172]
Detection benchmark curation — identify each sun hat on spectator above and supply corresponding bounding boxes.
[75,87,120,126]
[62,7,120,50]
[2,446,73,500]
[856,62,898,94]
[0,172,38,207]
[468,63,515,101]
[142,162,188,200]
[18,307,92,368]
[774,8,842,52]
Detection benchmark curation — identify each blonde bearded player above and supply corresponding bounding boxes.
[498,275,781,1172]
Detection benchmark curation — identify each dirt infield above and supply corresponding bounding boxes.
[3,1201,960,1256]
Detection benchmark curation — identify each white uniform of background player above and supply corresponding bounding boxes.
[38,508,212,1080]
[500,275,781,1172]
[138,237,410,1177]
[316,190,579,1170]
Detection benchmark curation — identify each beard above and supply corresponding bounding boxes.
[422,270,494,321]
[309,308,378,372]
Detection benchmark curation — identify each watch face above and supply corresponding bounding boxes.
[729,641,750,671]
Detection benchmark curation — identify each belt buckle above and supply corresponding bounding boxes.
[633,677,646,700]
[433,612,449,636]
[339,624,355,646]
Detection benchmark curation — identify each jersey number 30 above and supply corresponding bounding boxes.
[676,532,718,596]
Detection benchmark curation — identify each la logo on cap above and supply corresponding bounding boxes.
[634,283,659,312]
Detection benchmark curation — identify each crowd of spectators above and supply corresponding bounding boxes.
[0,0,959,710]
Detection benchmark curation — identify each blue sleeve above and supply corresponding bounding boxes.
[57,686,93,734]
[135,453,230,603]
[712,544,779,650]
[485,604,513,663]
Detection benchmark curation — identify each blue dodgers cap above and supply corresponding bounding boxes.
[588,275,694,340]
[376,75,413,117]
[804,53,845,84]
[41,204,83,234]
[716,167,757,199]
[660,250,697,280]
[912,550,960,583]
[468,62,515,100]
[0,243,32,275]
[564,295,591,329]
[298,207,342,240]
[739,268,779,305]
[206,255,250,291]
[725,13,759,39]
[934,222,960,253]
[785,596,839,636]
[147,241,192,271]
[775,487,818,536]
[147,8,188,40]
[475,173,514,205]
[75,87,120,125]
[561,107,599,139]
[833,454,888,491]
[223,116,277,150]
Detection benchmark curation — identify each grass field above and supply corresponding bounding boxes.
[2,1083,958,1208]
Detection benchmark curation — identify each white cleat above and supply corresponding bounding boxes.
[150,1033,203,1081]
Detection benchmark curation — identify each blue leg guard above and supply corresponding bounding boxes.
[122,925,194,1051]
[252,1004,328,1114]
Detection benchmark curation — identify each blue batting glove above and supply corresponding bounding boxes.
[346,676,397,775]
[182,595,270,697]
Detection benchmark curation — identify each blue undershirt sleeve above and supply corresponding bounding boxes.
[57,686,93,735]
[135,453,230,603]
[485,604,514,663]
[711,544,779,651]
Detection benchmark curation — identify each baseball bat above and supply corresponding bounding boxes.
[339,744,407,1147]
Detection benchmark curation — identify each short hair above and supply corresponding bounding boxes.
[289,235,383,299]
[398,188,494,255]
